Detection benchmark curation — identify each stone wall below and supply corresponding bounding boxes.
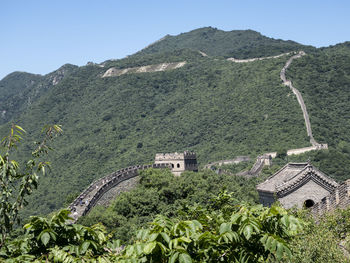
[204,156,251,169]
[69,163,171,221]
[155,151,197,176]
[102,61,186,77]
[310,180,350,217]
[279,180,332,209]
[287,144,328,156]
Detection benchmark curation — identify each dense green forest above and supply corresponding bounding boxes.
[1,167,349,262]
[134,27,315,58]
[79,168,262,242]
[0,26,350,223]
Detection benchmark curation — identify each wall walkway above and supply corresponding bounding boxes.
[69,163,171,222]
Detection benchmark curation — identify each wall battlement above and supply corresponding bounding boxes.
[155,151,196,161]
[155,151,198,176]
[310,179,350,217]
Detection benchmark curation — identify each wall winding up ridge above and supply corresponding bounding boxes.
[280,51,322,147]
[208,51,328,176]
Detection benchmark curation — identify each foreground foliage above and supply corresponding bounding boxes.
[0,192,303,262]
[114,193,302,263]
[79,168,261,241]
[0,124,61,247]
[288,208,350,263]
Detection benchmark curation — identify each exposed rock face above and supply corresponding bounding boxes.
[47,64,78,85]
[102,61,186,77]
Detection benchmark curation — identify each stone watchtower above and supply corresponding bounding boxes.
[256,162,339,209]
[154,151,198,176]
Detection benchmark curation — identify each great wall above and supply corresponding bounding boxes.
[310,179,350,217]
[69,163,171,222]
[71,51,334,220]
[207,51,328,175]
[102,61,186,77]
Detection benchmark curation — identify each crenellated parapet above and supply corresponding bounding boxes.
[69,163,172,222]
[310,180,350,217]
[155,151,198,176]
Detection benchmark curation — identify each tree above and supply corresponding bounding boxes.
[0,124,62,247]
[113,191,304,262]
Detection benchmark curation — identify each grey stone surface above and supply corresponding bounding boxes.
[96,176,140,206]
[257,163,339,209]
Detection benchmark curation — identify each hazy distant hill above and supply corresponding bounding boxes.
[0,27,349,217]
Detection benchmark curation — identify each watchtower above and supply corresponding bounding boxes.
[154,151,198,176]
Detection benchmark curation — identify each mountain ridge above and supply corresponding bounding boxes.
[1,27,350,218]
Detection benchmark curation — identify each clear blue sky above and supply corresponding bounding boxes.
[1,0,349,80]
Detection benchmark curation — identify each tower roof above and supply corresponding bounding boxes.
[256,163,339,196]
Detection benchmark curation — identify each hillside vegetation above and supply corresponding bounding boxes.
[134,27,314,58]
[0,27,349,218]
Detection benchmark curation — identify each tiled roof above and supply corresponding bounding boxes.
[256,163,339,194]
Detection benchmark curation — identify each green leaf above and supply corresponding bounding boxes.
[80,241,90,254]
[219,222,231,234]
[143,241,156,254]
[161,232,171,244]
[169,251,179,263]
[41,232,50,246]
[243,225,253,240]
[178,237,191,243]
[179,253,192,263]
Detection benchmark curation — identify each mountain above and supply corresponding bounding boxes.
[0,64,78,124]
[134,27,315,58]
[0,27,350,217]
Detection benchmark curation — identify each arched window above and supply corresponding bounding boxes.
[177,163,180,168]
[304,199,315,208]
[171,164,174,168]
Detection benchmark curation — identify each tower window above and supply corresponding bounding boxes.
[177,163,180,168]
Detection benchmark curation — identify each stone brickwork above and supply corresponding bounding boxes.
[70,152,198,221]
[155,151,198,176]
[310,180,350,217]
[279,180,332,209]
[69,163,171,222]
[257,163,339,209]
[204,156,251,169]
[227,51,293,63]
[102,61,186,77]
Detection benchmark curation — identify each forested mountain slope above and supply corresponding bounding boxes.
[134,27,314,58]
[0,64,78,124]
[285,42,350,179]
[0,27,349,217]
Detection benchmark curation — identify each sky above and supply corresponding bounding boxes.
[1,0,349,80]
